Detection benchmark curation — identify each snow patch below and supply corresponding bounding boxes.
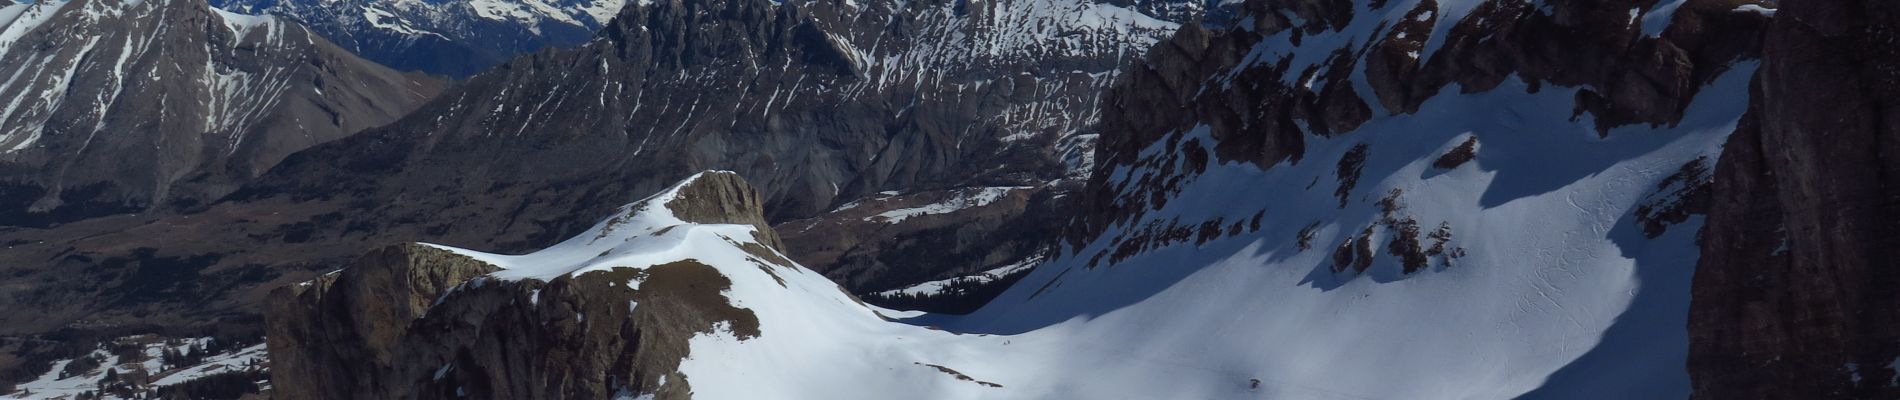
[1733,4,1775,17]
[865,186,1030,224]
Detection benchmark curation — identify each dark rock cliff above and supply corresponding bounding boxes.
[1687,0,1900,398]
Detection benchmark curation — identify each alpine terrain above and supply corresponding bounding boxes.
[5,0,1900,398]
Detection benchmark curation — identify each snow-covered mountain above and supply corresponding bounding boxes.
[212,0,629,77]
[262,0,1799,397]
[10,0,1889,397]
[0,0,441,226]
[271,171,1229,399]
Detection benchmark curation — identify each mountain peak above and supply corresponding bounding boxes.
[267,171,845,399]
[658,170,782,248]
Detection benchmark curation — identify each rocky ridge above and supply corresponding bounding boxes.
[270,172,799,399]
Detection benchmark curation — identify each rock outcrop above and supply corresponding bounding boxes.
[0,0,442,226]
[268,171,778,400]
[1688,0,1900,398]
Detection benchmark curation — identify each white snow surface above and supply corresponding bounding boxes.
[932,63,1755,399]
[212,7,273,39]
[1733,4,1776,17]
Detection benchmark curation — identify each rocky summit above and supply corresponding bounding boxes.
[268,172,782,400]
[3,0,1899,399]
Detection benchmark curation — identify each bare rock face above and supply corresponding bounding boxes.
[1688,0,1900,398]
[266,243,501,399]
[268,172,775,400]
[0,0,442,226]
[661,170,783,249]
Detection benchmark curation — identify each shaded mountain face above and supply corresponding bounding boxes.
[1687,0,1900,398]
[0,0,443,227]
[212,0,629,78]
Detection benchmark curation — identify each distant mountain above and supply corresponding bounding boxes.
[213,0,632,77]
[0,0,442,227]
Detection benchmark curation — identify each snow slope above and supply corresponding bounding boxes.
[417,59,1748,397]
[942,65,1750,398]
[282,0,1757,397]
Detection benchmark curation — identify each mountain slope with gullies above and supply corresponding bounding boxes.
[0,0,443,226]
